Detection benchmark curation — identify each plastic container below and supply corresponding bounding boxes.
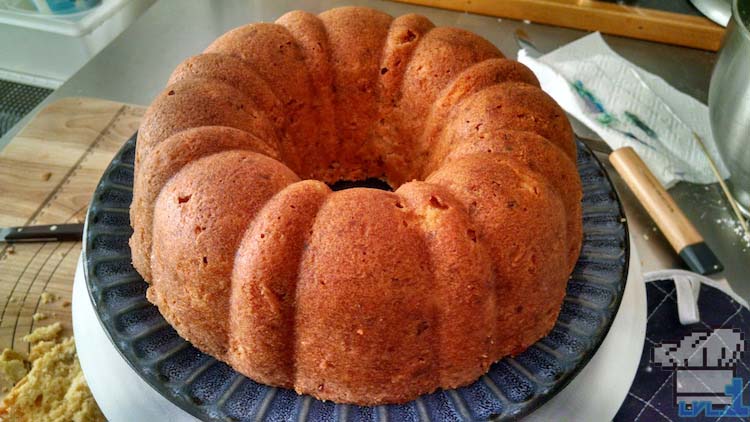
[29,0,101,15]
[0,0,154,88]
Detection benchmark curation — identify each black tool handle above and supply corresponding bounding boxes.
[4,223,84,243]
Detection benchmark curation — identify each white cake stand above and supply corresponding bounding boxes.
[73,236,646,422]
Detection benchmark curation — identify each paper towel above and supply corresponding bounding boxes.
[518,32,729,188]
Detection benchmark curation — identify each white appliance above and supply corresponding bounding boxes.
[0,0,155,88]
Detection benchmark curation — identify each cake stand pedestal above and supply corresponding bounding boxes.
[73,237,646,422]
[528,235,646,420]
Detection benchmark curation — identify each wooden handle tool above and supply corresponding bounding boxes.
[0,223,84,243]
[609,147,723,275]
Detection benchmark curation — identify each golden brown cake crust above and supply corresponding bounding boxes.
[396,181,497,387]
[276,11,338,181]
[168,53,286,134]
[371,13,435,186]
[131,6,583,405]
[427,154,569,357]
[318,7,393,181]
[294,188,437,403]
[204,23,318,177]
[136,78,279,166]
[229,180,330,386]
[420,58,541,175]
[149,151,298,357]
[398,27,503,178]
[130,126,280,281]
[441,130,583,272]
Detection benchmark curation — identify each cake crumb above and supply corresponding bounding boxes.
[22,322,62,344]
[0,337,105,422]
[28,341,55,362]
[0,349,28,384]
[61,300,71,308]
[41,172,52,181]
[40,292,58,304]
[32,312,48,322]
[715,217,750,248]
[0,324,105,421]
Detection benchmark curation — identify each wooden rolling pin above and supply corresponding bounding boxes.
[610,147,723,275]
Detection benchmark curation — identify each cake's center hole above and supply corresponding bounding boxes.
[328,178,393,192]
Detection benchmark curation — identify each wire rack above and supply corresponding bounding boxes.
[0,79,51,137]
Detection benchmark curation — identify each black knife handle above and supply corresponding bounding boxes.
[4,223,84,243]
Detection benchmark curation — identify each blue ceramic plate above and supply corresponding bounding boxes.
[83,133,628,421]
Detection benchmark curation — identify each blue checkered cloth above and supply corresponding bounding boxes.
[614,280,750,422]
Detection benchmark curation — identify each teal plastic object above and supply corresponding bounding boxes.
[32,0,100,14]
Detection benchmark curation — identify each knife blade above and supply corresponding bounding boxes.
[0,223,84,243]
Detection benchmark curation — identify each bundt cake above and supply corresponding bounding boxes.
[129,6,582,405]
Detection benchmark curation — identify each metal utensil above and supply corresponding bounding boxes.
[690,0,732,27]
[0,223,84,243]
[709,0,750,216]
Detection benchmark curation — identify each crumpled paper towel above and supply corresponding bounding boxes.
[517,32,729,188]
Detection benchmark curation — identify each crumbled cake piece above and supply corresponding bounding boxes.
[28,341,55,362]
[0,350,28,384]
[32,313,48,322]
[0,324,105,422]
[22,322,62,344]
[40,292,58,305]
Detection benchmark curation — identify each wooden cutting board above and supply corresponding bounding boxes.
[0,97,144,365]
[391,0,725,51]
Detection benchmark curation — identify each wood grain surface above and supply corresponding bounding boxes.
[391,0,725,51]
[0,98,144,383]
[610,146,703,252]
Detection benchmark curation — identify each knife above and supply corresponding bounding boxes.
[515,32,723,275]
[0,223,84,243]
